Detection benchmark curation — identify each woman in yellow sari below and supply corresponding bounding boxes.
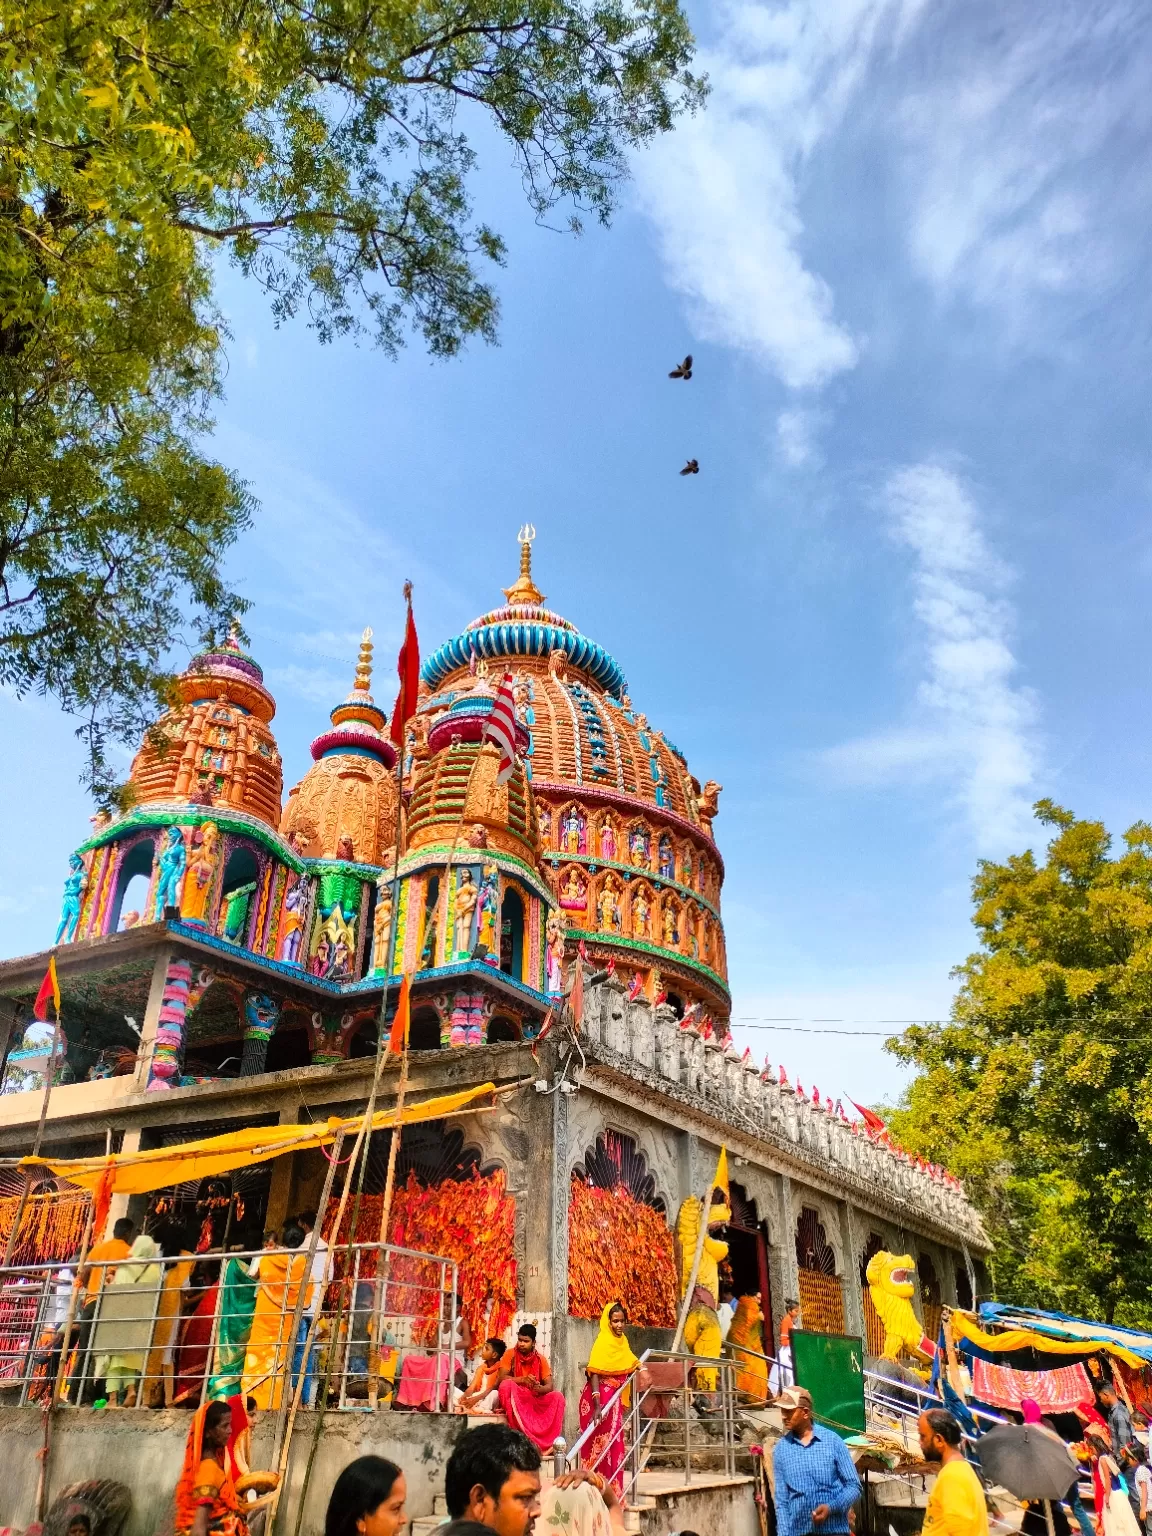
[578,1303,639,1497]
[146,1232,196,1407]
[241,1230,307,1409]
[728,1293,769,1404]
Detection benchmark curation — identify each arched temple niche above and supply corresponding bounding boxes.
[499,883,526,979]
[795,1203,846,1336]
[659,895,682,952]
[860,1230,887,1355]
[677,840,698,891]
[682,901,701,960]
[557,803,588,856]
[217,842,261,946]
[627,881,655,942]
[917,1249,942,1342]
[723,1180,775,1346]
[107,835,156,934]
[593,872,623,936]
[626,820,652,872]
[569,1129,677,1326]
[955,1259,974,1311]
[593,809,619,863]
[555,863,588,927]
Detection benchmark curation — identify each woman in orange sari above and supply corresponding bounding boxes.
[728,1293,769,1404]
[174,1398,272,1536]
[241,1230,307,1410]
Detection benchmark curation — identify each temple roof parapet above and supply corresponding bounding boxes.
[578,977,988,1248]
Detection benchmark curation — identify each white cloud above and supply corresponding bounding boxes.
[823,463,1039,848]
[776,406,825,467]
[633,0,928,390]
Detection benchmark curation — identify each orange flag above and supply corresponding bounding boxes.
[33,956,61,1021]
[389,586,420,747]
[387,974,412,1053]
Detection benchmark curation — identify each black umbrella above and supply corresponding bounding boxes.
[975,1423,1079,1501]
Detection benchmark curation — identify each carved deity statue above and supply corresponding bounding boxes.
[372,880,394,973]
[629,828,649,868]
[545,910,565,994]
[662,905,678,949]
[597,881,620,933]
[559,867,587,913]
[152,827,187,919]
[599,817,617,861]
[538,806,552,845]
[631,887,651,939]
[658,837,675,880]
[561,807,585,854]
[453,867,479,957]
[279,874,308,964]
[476,866,500,955]
[55,854,88,944]
[180,822,219,924]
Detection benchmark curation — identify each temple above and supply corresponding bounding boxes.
[0,533,989,1533]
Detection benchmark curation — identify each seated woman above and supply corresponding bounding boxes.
[497,1324,566,1452]
[395,1289,470,1411]
[174,1397,274,1536]
[458,1338,507,1413]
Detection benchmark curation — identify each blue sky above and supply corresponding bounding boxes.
[5,0,1152,1105]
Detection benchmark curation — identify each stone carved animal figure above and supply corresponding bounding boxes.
[865,1250,937,1362]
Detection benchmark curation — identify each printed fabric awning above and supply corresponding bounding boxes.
[18,1083,498,1198]
[950,1305,1151,1370]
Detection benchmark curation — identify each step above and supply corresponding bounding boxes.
[432,1495,447,1515]
[409,1519,446,1536]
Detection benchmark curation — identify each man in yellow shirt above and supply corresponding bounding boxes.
[919,1409,990,1536]
[65,1217,135,1403]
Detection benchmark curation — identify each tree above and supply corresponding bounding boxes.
[887,800,1152,1326]
[1,0,703,802]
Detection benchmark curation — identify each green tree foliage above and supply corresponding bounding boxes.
[887,801,1152,1325]
[1,0,702,802]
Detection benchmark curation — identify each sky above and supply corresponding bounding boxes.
[5,0,1152,1105]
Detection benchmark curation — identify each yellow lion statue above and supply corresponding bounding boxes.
[677,1189,731,1392]
[866,1250,937,1363]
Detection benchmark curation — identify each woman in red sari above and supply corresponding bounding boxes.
[172,1269,221,1406]
[496,1324,566,1452]
[578,1303,639,1497]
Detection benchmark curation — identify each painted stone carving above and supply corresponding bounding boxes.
[56,854,88,944]
[152,826,186,918]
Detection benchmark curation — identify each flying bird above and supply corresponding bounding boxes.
[669,355,693,379]
[679,459,699,476]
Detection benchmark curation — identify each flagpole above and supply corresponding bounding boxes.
[3,964,64,1267]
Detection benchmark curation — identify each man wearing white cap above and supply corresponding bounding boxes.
[772,1387,861,1536]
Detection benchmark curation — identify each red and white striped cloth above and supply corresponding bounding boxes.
[971,1357,1093,1413]
[483,673,519,785]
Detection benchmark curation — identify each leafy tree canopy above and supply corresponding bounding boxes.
[0,0,702,802]
[888,800,1152,1325]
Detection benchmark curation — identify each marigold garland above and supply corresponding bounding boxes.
[323,1167,518,1344]
[568,1177,677,1326]
[0,1189,91,1265]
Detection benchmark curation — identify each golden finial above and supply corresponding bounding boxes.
[354,626,373,695]
[502,524,545,607]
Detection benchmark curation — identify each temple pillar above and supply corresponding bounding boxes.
[134,946,176,1092]
[240,991,281,1075]
[838,1200,866,1340]
[776,1173,802,1315]
[265,1105,300,1233]
[105,1128,142,1238]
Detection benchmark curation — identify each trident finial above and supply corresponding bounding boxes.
[503,524,544,606]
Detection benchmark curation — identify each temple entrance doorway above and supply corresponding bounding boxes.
[725,1180,773,1348]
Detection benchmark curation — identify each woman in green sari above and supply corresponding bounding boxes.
[209,1251,258,1398]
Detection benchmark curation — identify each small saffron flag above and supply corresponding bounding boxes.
[482,672,519,785]
[389,586,421,748]
[33,956,61,1022]
[387,974,412,1053]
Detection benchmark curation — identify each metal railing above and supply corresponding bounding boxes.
[566,1348,740,1506]
[0,1241,460,1412]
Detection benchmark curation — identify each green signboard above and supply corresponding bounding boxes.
[791,1328,866,1439]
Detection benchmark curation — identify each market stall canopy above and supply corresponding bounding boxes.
[18,1082,499,1198]
[950,1304,1151,1369]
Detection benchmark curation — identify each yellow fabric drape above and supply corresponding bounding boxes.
[19,1083,496,1197]
[950,1311,1147,1369]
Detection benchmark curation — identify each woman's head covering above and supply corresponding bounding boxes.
[224,1396,250,1482]
[587,1302,639,1376]
[538,1478,613,1536]
[1076,1400,1109,1430]
[119,1235,161,1285]
[174,1403,211,1535]
[1021,1399,1043,1424]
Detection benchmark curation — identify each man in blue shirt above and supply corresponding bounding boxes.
[772,1385,862,1536]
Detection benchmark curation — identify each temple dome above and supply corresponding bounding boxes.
[414,535,729,1023]
[281,629,400,865]
[407,724,538,864]
[126,633,283,826]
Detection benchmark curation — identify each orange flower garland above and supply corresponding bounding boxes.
[0,1189,90,1265]
[568,1177,677,1326]
[323,1167,518,1343]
